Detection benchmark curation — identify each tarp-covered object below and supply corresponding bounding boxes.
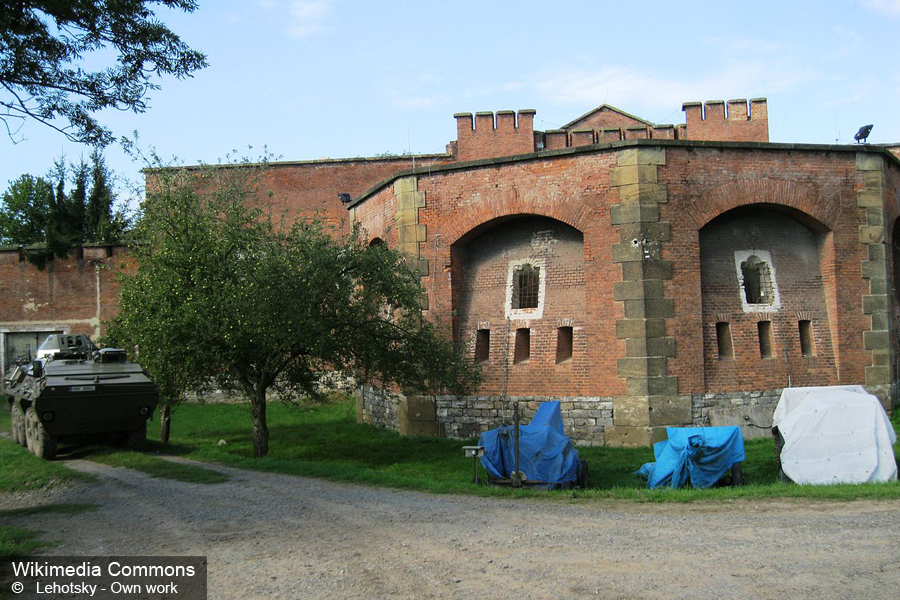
[773,386,897,484]
[478,401,580,488]
[636,427,745,489]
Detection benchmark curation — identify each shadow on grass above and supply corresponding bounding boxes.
[0,503,99,519]
[53,443,230,485]
[58,440,194,461]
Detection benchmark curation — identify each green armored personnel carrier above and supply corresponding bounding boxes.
[4,334,158,459]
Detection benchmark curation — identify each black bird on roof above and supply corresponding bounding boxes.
[854,124,873,144]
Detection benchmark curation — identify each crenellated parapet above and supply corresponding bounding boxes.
[454,109,536,161]
[449,98,769,163]
[681,98,768,142]
[541,123,677,149]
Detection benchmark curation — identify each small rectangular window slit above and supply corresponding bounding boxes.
[474,329,490,363]
[799,320,815,357]
[556,327,573,364]
[514,328,530,364]
[716,322,734,359]
[757,321,773,358]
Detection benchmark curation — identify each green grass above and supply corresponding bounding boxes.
[0,504,99,599]
[0,403,226,485]
[150,398,900,502]
[0,410,94,493]
[0,410,102,595]
[3,399,900,502]
[83,447,229,484]
[0,525,47,559]
[0,503,99,519]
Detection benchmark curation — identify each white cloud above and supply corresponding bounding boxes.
[534,63,804,116]
[860,0,900,16]
[287,1,332,37]
[257,0,334,38]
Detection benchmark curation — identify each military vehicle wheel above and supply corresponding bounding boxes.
[122,421,147,450]
[24,407,35,454]
[25,407,57,460]
[11,402,27,446]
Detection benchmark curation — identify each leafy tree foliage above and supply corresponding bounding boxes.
[0,151,131,266]
[0,173,53,246]
[0,1,207,145]
[106,159,479,455]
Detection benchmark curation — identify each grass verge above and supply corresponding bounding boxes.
[0,401,226,486]
[150,399,900,502]
[82,447,229,484]
[0,525,47,560]
[3,398,899,502]
[0,505,99,599]
[0,409,94,493]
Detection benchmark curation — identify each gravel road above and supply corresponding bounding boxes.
[2,459,900,600]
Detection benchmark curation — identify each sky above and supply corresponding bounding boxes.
[2,0,900,205]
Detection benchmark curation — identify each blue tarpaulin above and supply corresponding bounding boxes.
[478,401,580,488]
[636,426,745,489]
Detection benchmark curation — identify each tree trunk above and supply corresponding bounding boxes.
[159,401,172,443]
[250,388,269,458]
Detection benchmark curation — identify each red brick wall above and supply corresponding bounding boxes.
[681,99,768,142]
[661,148,867,393]
[246,156,452,228]
[454,111,536,162]
[354,152,631,400]
[354,143,883,406]
[698,208,837,390]
[455,216,587,396]
[887,165,900,383]
[564,107,649,131]
[0,246,131,375]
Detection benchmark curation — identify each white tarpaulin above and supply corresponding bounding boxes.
[773,386,897,485]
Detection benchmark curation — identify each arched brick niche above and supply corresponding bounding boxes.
[687,179,838,232]
[890,219,900,380]
[450,215,587,397]
[699,204,838,392]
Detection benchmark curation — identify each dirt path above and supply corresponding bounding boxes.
[2,459,900,600]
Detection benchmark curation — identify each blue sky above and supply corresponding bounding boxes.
[2,0,900,204]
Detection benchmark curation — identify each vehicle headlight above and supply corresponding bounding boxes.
[139,406,150,417]
[42,412,54,422]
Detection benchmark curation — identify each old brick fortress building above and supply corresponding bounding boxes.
[3,97,899,446]
[350,98,900,446]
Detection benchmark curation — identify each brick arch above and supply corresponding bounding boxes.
[686,179,838,232]
[443,196,592,247]
[891,218,900,302]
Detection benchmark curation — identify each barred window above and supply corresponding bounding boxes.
[513,264,540,309]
